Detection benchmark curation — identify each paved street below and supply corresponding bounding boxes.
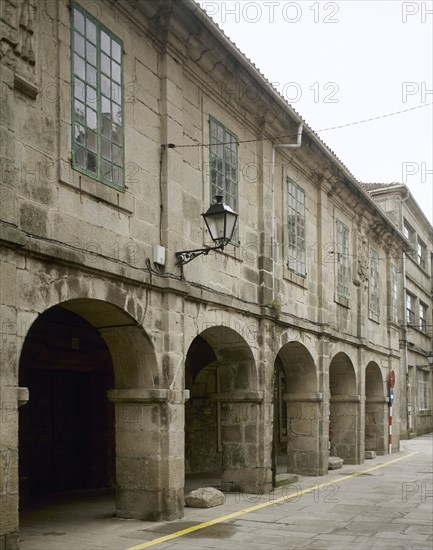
[20,435,432,550]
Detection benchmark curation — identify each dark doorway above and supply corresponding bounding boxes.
[19,306,115,501]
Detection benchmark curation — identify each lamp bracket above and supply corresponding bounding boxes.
[175,243,225,266]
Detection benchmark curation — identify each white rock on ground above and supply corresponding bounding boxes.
[185,487,226,508]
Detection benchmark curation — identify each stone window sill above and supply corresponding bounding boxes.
[335,294,350,308]
[60,159,133,214]
[284,268,307,289]
[369,311,380,324]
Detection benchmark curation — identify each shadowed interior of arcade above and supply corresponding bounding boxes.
[184,326,267,493]
[19,305,115,504]
[273,342,325,477]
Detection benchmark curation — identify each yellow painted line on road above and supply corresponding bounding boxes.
[126,452,418,549]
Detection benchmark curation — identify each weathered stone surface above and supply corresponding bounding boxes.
[185,487,225,508]
[365,451,377,459]
[328,457,344,470]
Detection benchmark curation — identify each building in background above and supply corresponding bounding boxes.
[0,1,408,548]
[364,183,433,438]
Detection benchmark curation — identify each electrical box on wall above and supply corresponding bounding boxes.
[153,244,166,266]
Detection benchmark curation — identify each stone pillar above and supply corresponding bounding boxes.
[0,386,28,550]
[329,395,361,464]
[212,391,271,493]
[108,388,189,521]
[365,396,389,455]
[284,392,327,476]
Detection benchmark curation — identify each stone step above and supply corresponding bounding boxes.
[364,450,377,460]
[328,456,344,470]
[274,474,299,488]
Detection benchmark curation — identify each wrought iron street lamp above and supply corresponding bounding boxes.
[175,196,238,267]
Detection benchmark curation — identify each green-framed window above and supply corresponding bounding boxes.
[419,302,427,332]
[390,263,398,323]
[336,220,350,298]
[287,178,306,276]
[209,117,239,240]
[71,2,124,191]
[369,247,380,316]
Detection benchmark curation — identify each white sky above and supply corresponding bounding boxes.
[197,0,433,223]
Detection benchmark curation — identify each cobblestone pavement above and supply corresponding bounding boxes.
[20,435,433,550]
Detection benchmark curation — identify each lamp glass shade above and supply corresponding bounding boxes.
[203,196,238,243]
[427,351,433,367]
[224,210,237,241]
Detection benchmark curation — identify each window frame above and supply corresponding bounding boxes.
[71,1,125,192]
[336,220,350,299]
[418,370,429,411]
[417,237,427,270]
[406,292,416,326]
[419,301,427,332]
[403,219,416,257]
[369,247,380,316]
[209,116,239,243]
[390,263,398,323]
[286,178,306,277]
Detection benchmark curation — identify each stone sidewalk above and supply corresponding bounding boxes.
[20,435,433,550]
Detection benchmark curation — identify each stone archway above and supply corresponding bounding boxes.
[275,342,325,476]
[365,362,387,456]
[185,326,269,493]
[329,352,360,464]
[18,298,181,522]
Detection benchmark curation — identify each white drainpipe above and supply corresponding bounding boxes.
[271,124,304,300]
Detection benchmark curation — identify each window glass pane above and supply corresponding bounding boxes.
[74,54,85,80]
[87,42,96,65]
[87,151,97,173]
[112,124,122,144]
[112,165,122,185]
[101,31,110,53]
[74,123,85,144]
[112,41,121,63]
[87,130,97,152]
[102,159,112,181]
[86,85,97,108]
[74,79,85,102]
[86,63,96,86]
[75,145,85,167]
[102,96,111,117]
[102,138,111,159]
[112,103,122,125]
[111,82,121,103]
[113,144,122,164]
[101,75,111,97]
[86,20,96,44]
[102,118,111,139]
[101,53,110,75]
[74,9,85,33]
[112,61,121,83]
[86,107,97,130]
[74,32,85,56]
[74,100,85,123]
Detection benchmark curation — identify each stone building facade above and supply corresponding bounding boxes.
[364,183,433,438]
[0,0,407,547]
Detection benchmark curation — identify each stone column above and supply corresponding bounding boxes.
[212,391,271,493]
[0,386,28,550]
[284,392,327,476]
[329,395,361,464]
[365,396,389,455]
[108,388,189,521]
